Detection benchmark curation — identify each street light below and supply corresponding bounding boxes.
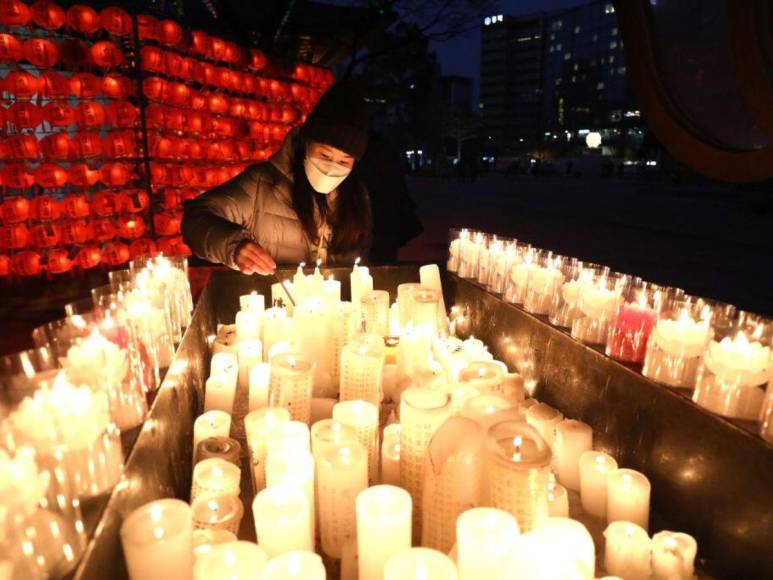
[585,132,602,148]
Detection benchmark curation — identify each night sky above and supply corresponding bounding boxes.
[431,0,586,104]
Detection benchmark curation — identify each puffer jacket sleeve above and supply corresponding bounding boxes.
[182,166,259,267]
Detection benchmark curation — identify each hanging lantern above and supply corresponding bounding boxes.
[104,131,136,158]
[31,0,65,29]
[179,57,195,80]
[219,140,237,161]
[241,74,256,95]
[3,71,40,98]
[167,82,190,107]
[12,251,41,276]
[142,76,165,101]
[34,163,68,189]
[8,135,40,159]
[102,73,134,99]
[0,254,11,277]
[169,137,187,158]
[89,40,124,67]
[149,163,169,186]
[60,219,91,245]
[157,19,183,46]
[191,30,210,55]
[47,248,73,274]
[74,101,106,129]
[102,241,130,266]
[30,195,62,221]
[0,196,29,224]
[100,6,132,36]
[0,33,23,62]
[217,67,235,90]
[207,94,229,115]
[144,104,165,129]
[64,194,90,219]
[150,136,173,159]
[29,222,60,248]
[43,102,74,127]
[228,98,246,118]
[116,215,145,239]
[73,131,102,158]
[115,189,149,214]
[281,106,297,124]
[40,133,72,160]
[249,49,267,71]
[23,37,59,67]
[0,224,29,250]
[161,189,182,210]
[100,163,134,187]
[163,108,185,132]
[70,72,101,98]
[209,36,225,61]
[190,90,207,111]
[137,14,157,41]
[9,102,42,130]
[40,71,69,98]
[0,0,31,26]
[187,140,203,160]
[154,212,181,236]
[222,41,241,64]
[140,45,163,72]
[74,245,101,269]
[186,111,204,134]
[129,238,156,259]
[106,101,139,128]
[203,141,221,161]
[164,51,184,77]
[66,4,100,34]
[68,163,100,187]
[91,219,115,241]
[91,190,116,216]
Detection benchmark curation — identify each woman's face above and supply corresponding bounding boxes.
[306,141,354,172]
[304,140,355,194]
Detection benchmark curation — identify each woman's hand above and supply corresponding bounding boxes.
[234,240,276,275]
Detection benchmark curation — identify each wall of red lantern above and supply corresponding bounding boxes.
[0,1,333,279]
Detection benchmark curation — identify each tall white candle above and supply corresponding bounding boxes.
[579,451,618,519]
[192,529,237,561]
[244,408,290,493]
[235,309,262,343]
[193,541,267,580]
[210,352,238,378]
[603,521,651,580]
[120,499,193,580]
[419,264,448,333]
[333,400,380,484]
[252,486,313,558]
[262,306,291,360]
[361,290,390,336]
[310,419,358,458]
[317,442,368,558]
[350,260,374,318]
[204,375,237,415]
[248,363,271,411]
[384,547,458,580]
[547,472,569,518]
[410,288,440,335]
[458,361,505,395]
[524,403,563,448]
[381,423,401,485]
[239,291,265,313]
[340,334,385,406]
[237,338,262,392]
[271,280,296,315]
[269,353,314,424]
[356,485,412,580]
[265,449,315,546]
[651,531,697,580]
[457,507,519,580]
[322,275,342,306]
[292,301,334,397]
[607,468,651,530]
[553,419,593,491]
[534,517,595,578]
[211,324,238,355]
[191,458,240,503]
[193,411,231,459]
[260,550,326,580]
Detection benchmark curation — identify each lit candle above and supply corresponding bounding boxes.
[292,300,334,397]
[260,550,326,580]
[310,419,358,457]
[265,449,316,546]
[603,521,651,580]
[333,400,380,484]
[235,309,262,343]
[252,486,313,558]
[326,301,358,386]
[553,419,593,491]
[120,499,193,580]
[651,531,697,580]
[410,288,441,335]
[524,402,564,448]
[211,324,238,355]
[244,408,290,493]
[457,507,519,580]
[293,262,308,305]
[524,261,565,315]
[271,280,296,315]
[384,547,458,580]
[210,352,238,378]
[317,442,369,558]
[607,468,651,530]
[204,375,237,415]
[534,518,595,578]
[195,437,241,467]
[269,353,314,424]
[572,275,623,345]
[606,291,659,364]
[356,485,413,580]
[309,258,324,297]
[505,249,537,305]
[322,275,342,306]
[191,458,240,503]
[237,338,262,393]
[262,306,291,360]
[191,494,244,535]
[381,423,401,485]
[193,411,231,459]
[397,283,422,328]
[248,362,271,411]
[239,291,265,313]
[458,361,505,394]
[547,472,569,517]
[267,421,311,456]
[350,258,374,318]
[340,334,385,406]
[192,529,237,561]
[193,541,267,580]
[361,290,390,336]
[419,264,448,333]
[579,451,618,519]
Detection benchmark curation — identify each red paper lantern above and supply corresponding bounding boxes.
[187,141,203,160]
[43,102,74,128]
[3,71,40,98]
[74,101,106,129]
[137,14,157,41]
[34,163,68,189]
[203,141,221,161]
[0,0,31,26]
[30,195,61,220]
[144,104,165,129]
[29,222,60,248]
[191,30,209,54]
[154,212,181,236]
[142,76,165,101]
[74,245,101,269]
[117,215,145,239]
[64,194,90,219]
[210,36,225,61]
[40,71,69,98]
[2,164,33,189]
[179,57,195,80]
[31,0,65,30]
[167,82,190,107]
[91,218,115,241]
[106,101,139,128]
[217,67,235,90]
[150,136,173,159]
[222,41,241,64]
[156,236,177,256]
[163,51,184,77]
[0,33,23,61]
[40,133,72,160]
[169,137,188,158]
[47,248,73,274]
[8,135,39,159]
[0,224,28,250]
[12,251,41,276]
[116,189,149,214]
[0,254,11,277]
[73,131,102,158]
[100,6,132,36]
[60,219,91,244]
[66,4,100,34]
[68,163,99,187]
[140,45,163,72]
[9,102,42,129]
[0,196,29,224]
[158,19,183,46]
[163,107,185,132]
[23,38,59,67]
[250,50,267,71]
[161,189,182,210]
[207,94,229,115]
[89,40,124,67]
[102,241,130,266]
[91,190,116,216]
[102,74,134,99]
[190,90,207,111]
[57,38,88,67]
[100,163,134,187]
[129,238,156,259]
[104,131,136,158]
[186,111,204,134]
[241,74,256,95]
[70,72,101,98]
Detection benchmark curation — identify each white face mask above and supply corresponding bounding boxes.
[304,156,351,194]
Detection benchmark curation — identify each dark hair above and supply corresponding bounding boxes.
[290,134,370,257]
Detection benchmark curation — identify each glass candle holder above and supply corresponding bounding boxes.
[339,334,385,406]
[547,258,585,328]
[524,253,566,316]
[0,347,59,406]
[409,288,440,335]
[447,228,462,273]
[571,272,628,345]
[487,239,517,295]
[503,245,537,305]
[361,290,390,337]
[191,493,244,535]
[760,381,773,443]
[269,353,314,425]
[457,230,486,279]
[477,235,498,285]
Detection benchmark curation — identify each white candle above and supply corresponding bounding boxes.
[271,280,296,315]
[333,400,380,484]
[269,353,314,424]
[419,264,448,333]
[340,334,385,406]
[192,529,237,561]
[547,472,569,518]
[237,338,262,392]
[579,451,618,519]
[310,419,358,458]
[193,411,231,459]
[191,458,241,503]
[262,306,291,360]
[361,290,390,336]
[350,259,374,317]
[381,423,401,485]
[248,363,271,411]
[193,541,267,580]
[317,442,369,558]
[235,309,262,342]
[191,493,244,535]
[204,375,237,415]
[239,291,265,313]
[356,485,412,580]
[120,499,193,580]
[457,507,519,580]
[524,264,564,315]
[410,288,440,335]
[267,421,311,456]
[524,403,563,448]
[265,449,315,546]
[210,352,238,378]
[384,547,458,580]
[607,468,651,530]
[260,550,326,580]
[244,408,290,493]
[553,419,593,491]
[651,531,697,580]
[603,521,651,580]
[322,275,342,306]
[211,324,238,355]
[252,486,313,558]
[292,301,334,397]
[534,517,595,578]
[326,301,357,386]
[397,283,422,327]
[458,361,505,394]
[293,263,308,304]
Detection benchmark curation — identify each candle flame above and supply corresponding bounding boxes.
[624,524,636,538]
[288,355,296,368]
[150,504,163,522]
[355,257,361,266]
[327,274,335,281]
[512,435,523,461]
[316,258,322,267]
[664,535,678,552]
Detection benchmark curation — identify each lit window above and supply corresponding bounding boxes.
[549,45,554,53]
[612,27,619,36]
[550,33,555,40]
[557,43,562,50]
[610,41,618,49]
[563,52,571,60]
[571,75,577,83]
[484,16,491,26]
[610,55,616,64]
[573,63,579,71]
[557,19,563,29]
[574,25,581,33]
[618,66,626,74]
[605,3,615,14]
[596,82,605,90]
[555,78,562,85]
[601,56,606,64]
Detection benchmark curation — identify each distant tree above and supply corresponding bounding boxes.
[443,107,480,160]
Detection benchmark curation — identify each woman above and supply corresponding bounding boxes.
[182,85,372,275]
